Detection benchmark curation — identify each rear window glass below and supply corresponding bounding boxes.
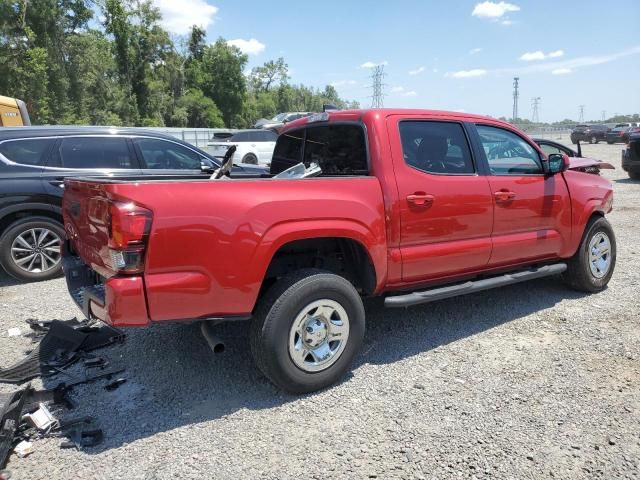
[271,124,367,176]
[0,138,55,166]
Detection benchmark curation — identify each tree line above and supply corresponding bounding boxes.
[0,0,359,128]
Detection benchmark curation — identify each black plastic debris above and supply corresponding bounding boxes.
[104,378,127,391]
[0,388,30,469]
[0,321,124,384]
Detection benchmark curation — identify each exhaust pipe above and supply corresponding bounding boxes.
[200,321,225,354]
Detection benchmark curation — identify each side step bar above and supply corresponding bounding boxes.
[384,263,567,308]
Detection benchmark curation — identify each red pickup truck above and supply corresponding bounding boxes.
[62,109,616,393]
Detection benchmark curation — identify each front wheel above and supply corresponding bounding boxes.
[590,136,598,144]
[562,216,616,292]
[241,153,258,165]
[0,216,64,282]
[250,269,365,393]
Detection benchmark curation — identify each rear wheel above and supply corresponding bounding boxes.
[0,216,64,282]
[242,153,258,165]
[589,135,598,144]
[250,269,365,393]
[562,216,616,292]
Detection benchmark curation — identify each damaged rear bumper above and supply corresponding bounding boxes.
[63,244,149,327]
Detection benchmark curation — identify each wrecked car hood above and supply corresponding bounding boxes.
[567,157,615,170]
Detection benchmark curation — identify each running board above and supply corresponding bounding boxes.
[384,263,567,308]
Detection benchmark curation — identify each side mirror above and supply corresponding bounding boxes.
[547,153,566,174]
[200,158,215,173]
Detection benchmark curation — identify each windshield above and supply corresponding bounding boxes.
[272,113,287,122]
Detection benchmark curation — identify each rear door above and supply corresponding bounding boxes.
[388,116,494,282]
[42,136,143,196]
[473,124,571,266]
[133,137,209,176]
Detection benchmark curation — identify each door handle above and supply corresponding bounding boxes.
[407,193,435,207]
[494,190,516,202]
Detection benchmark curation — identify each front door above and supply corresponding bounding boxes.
[388,117,494,282]
[474,124,571,266]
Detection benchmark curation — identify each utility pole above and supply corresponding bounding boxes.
[531,97,541,123]
[601,110,606,122]
[578,105,585,123]
[370,65,386,108]
[512,77,519,122]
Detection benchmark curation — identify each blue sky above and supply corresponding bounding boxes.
[154,0,640,122]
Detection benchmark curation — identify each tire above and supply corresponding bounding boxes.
[242,153,258,165]
[562,216,616,293]
[629,171,640,180]
[607,141,613,145]
[0,216,64,282]
[250,269,365,393]
[590,136,597,144]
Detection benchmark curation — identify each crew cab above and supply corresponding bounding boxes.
[62,109,616,393]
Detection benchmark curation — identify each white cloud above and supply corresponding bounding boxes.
[472,1,520,19]
[520,49,565,61]
[447,69,488,78]
[227,38,265,55]
[551,68,572,75]
[391,86,405,93]
[330,80,357,87]
[408,66,425,75]
[500,19,514,25]
[153,0,218,35]
[401,91,417,97]
[361,61,388,68]
[469,48,483,55]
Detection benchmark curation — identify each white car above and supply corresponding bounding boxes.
[207,129,277,166]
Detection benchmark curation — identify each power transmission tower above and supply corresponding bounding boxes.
[512,77,520,122]
[370,65,386,108]
[601,110,606,122]
[578,105,585,123]
[531,97,541,123]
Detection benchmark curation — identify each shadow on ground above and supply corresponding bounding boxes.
[37,275,586,452]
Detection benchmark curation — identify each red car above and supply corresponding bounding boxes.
[63,109,616,393]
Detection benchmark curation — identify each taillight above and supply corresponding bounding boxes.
[108,202,152,273]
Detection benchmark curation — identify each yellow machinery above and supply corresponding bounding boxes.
[0,96,31,126]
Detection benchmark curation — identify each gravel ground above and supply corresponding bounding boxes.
[1,139,639,479]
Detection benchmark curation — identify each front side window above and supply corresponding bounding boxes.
[55,137,133,169]
[135,138,201,170]
[231,132,250,142]
[399,121,474,174]
[476,125,542,175]
[0,138,55,166]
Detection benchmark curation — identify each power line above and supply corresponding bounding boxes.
[531,97,541,123]
[370,65,386,108]
[578,105,585,123]
[512,77,519,121]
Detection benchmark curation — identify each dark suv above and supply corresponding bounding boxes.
[622,133,640,180]
[0,127,265,282]
[570,124,609,144]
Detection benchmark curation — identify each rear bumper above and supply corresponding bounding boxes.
[63,247,150,327]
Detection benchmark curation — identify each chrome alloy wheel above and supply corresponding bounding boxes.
[588,232,612,279]
[288,299,350,373]
[10,228,62,273]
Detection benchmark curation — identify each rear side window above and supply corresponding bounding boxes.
[0,138,55,166]
[231,131,250,142]
[257,130,277,141]
[271,131,303,172]
[399,121,475,174]
[53,137,133,169]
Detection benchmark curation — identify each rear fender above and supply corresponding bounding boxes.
[248,219,388,296]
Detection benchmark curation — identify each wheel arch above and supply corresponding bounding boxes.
[0,203,63,237]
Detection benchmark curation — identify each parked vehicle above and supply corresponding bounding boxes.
[0,127,266,282]
[254,112,313,130]
[0,96,30,127]
[63,109,616,393]
[606,124,633,144]
[532,138,614,175]
[621,126,640,143]
[622,133,640,179]
[570,124,608,144]
[207,129,278,165]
